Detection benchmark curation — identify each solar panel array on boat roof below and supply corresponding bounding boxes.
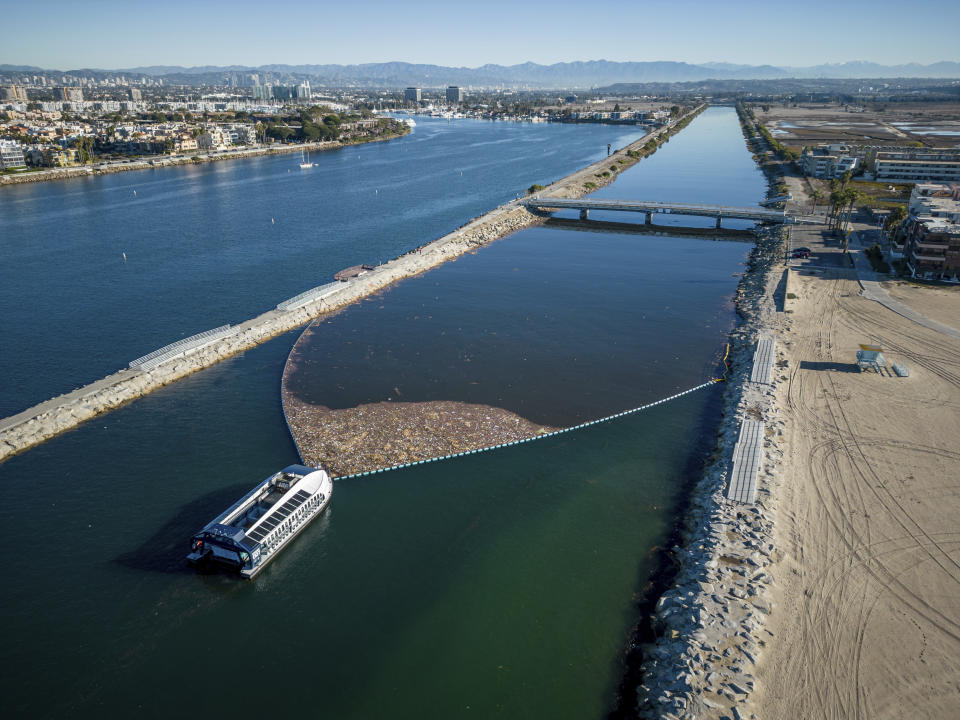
[726,420,764,505]
[246,490,313,543]
[750,337,775,385]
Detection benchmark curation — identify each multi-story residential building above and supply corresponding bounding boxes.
[175,136,198,153]
[0,139,27,169]
[404,87,421,103]
[58,87,84,102]
[2,85,28,102]
[128,87,142,101]
[296,82,311,100]
[909,182,960,217]
[801,144,859,179]
[446,86,464,103]
[230,124,257,144]
[902,183,960,279]
[29,147,79,167]
[873,148,960,183]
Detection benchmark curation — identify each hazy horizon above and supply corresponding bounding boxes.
[4,0,958,70]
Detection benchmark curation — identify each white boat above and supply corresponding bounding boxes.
[403,118,416,128]
[187,464,332,578]
[299,150,314,169]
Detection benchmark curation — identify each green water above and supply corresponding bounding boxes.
[0,107,761,718]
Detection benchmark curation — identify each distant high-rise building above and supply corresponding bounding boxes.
[252,83,272,101]
[128,87,142,102]
[445,86,464,103]
[2,85,28,102]
[296,81,311,100]
[58,86,84,102]
[404,87,421,103]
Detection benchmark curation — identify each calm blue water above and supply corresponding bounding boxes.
[0,118,642,417]
[286,227,745,429]
[0,107,765,720]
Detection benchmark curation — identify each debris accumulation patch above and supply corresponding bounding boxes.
[283,394,556,477]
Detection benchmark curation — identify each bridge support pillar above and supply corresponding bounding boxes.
[716,216,722,229]
[579,208,589,220]
[645,212,652,225]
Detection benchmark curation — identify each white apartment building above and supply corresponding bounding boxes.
[801,144,859,179]
[0,139,27,169]
[874,149,960,183]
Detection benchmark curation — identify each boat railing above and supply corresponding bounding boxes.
[259,493,324,557]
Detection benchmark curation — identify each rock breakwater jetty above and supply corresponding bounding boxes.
[0,105,707,463]
[634,223,789,719]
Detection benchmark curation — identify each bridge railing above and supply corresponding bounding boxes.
[276,281,344,312]
[521,197,792,222]
[129,325,234,371]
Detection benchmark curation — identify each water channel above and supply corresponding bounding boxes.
[0,107,765,719]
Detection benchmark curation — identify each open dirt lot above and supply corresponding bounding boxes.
[754,270,960,719]
[756,102,960,149]
[881,280,960,331]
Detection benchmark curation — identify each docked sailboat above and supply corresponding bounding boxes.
[187,464,332,578]
[299,150,314,169]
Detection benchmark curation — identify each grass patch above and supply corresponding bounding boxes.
[527,183,545,195]
[851,179,911,208]
[583,181,597,190]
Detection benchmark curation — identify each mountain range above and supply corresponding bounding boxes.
[2,60,959,88]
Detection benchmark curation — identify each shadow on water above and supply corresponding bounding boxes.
[607,384,725,720]
[114,482,253,574]
[543,216,755,242]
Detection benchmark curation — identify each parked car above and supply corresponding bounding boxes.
[791,249,810,259]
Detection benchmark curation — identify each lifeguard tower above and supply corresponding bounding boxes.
[856,343,886,373]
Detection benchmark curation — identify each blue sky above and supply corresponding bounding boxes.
[4,0,958,69]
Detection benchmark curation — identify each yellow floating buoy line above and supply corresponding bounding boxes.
[716,343,731,382]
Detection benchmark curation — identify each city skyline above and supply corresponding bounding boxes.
[4,0,958,71]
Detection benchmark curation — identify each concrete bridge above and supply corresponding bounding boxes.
[522,197,819,228]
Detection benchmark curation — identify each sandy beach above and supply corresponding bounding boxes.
[753,269,960,719]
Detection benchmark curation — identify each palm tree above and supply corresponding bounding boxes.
[811,188,824,214]
[840,189,862,250]
[828,190,844,229]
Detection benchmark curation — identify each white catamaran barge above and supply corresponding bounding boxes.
[187,464,332,578]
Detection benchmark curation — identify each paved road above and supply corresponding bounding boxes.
[850,235,960,340]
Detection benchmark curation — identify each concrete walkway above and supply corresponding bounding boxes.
[850,242,960,340]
